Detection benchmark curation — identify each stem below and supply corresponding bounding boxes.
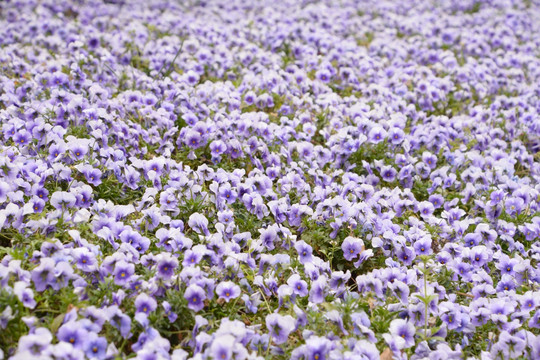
[159,37,186,78]
[265,334,272,358]
[259,289,272,314]
[423,258,428,341]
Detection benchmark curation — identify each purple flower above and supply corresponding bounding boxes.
[381,165,397,182]
[107,306,132,338]
[505,197,525,216]
[185,284,206,312]
[521,292,537,311]
[210,334,235,360]
[188,213,210,235]
[316,69,331,82]
[215,281,241,303]
[57,321,88,349]
[388,319,416,349]
[31,258,55,292]
[287,274,308,297]
[429,194,444,209]
[210,140,227,158]
[470,246,489,267]
[368,126,387,144]
[341,236,364,261]
[184,129,204,149]
[490,189,506,205]
[76,164,102,186]
[294,240,313,263]
[13,130,32,146]
[218,185,237,203]
[305,336,332,360]
[50,191,76,210]
[13,282,36,309]
[183,248,204,267]
[72,247,97,272]
[156,254,178,280]
[422,151,437,169]
[29,198,46,213]
[413,237,432,256]
[113,260,135,286]
[84,333,107,359]
[309,275,328,304]
[135,293,157,315]
[266,313,295,345]
[418,201,434,217]
[163,301,178,323]
[388,127,405,144]
[69,143,88,160]
[17,328,53,355]
[396,246,416,265]
[259,226,278,250]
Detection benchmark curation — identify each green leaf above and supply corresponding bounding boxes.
[50,313,66,334]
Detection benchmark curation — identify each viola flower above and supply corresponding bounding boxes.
[185,284,206,312]
[294,240,313,264]
[217,209,234,226]
[17,328,53,355]
[50,191,77,210]
[341,236,363,261]
[396,246,416,265]
[13,282,36,309]
[265,313,295,345]
[57,321,88,349]
[29,198,45,213]
[69,143,88,161]
[31,258,56,292]
[418,201,434,217]
[218,184,237,203]
[388,319,416,348]
[429,194,444,209]
[287,274,308,297]
[161,301,178,323]
[185,129,204,149]
[470,246,489,267]
[368,126,387,144]
[259,226,277,250]
[521,292,538,311]
[422,151,437,169]
[183,248,204,267]
[413,237,432,256]
[490,189,506,205]
[113,260,135,286]
[107,306,132,338]
[316,69,331,82]
[216,281,241,303]
[188,213,210,235]
[156,254,178,280]
[210,140,227,158]
[388,127,404,144]
[309,275,328,304]
[84,333,107,359]
[76,164,102,186]
[135,293,157,315]
[72,247,97,272]
[13,130,32,146]
[380,165,397,182]
[210,334,235,360]
[505,197,525,216]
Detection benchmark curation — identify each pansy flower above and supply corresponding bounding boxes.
[215,281,241,303]
[185,284,206,312]
[265,313,295,345]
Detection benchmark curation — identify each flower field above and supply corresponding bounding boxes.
[1,0,540,359]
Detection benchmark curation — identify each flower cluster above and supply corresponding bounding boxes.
[1,0,540,359]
